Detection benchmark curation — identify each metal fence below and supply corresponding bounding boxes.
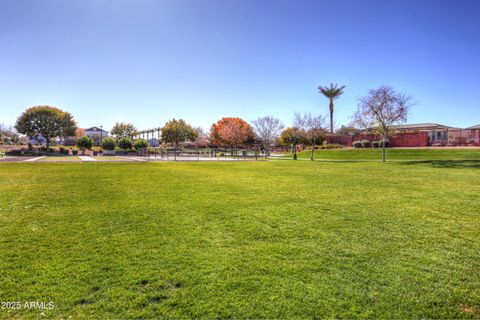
[137,147,265,160]
[429,129,480,146]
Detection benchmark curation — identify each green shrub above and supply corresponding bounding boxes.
[371,141,379,148]
[379,139,390,148]
[352,141,362,148]
[77,136,93,152]
[101,137,116,151]
[117,137,133,152]
[360,140,371,148]
[320,143,343,149]
[72,149,78,155]
[134,139,148,150]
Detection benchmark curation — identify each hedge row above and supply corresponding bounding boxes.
[352,140,390,148]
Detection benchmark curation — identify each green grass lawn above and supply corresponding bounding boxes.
[0,160,479,318]
[290,148,480,161]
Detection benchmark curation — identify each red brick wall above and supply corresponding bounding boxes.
[326,135,353,146]
[327,132,429,147]
[394,132,428,147]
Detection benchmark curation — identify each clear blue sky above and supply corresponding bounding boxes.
[1,0,479,131]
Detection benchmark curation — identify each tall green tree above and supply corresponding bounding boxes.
[280,127,306,160]
[61,111,77,139]
[15,106,77,148]
[318,83,346,134]
[161,119,197,147]
[111,122,138,139]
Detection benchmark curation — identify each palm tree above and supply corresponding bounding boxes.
[318,83,346,133]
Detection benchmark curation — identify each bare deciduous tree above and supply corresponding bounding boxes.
[194,127,209,147]
[352,86,413,162]
[294,112,327,161]
[0,123,21,145]
[252,116,284,157]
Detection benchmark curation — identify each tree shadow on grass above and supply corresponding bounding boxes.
[401,160,480,169]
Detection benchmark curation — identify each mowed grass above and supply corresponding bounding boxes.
[0,161,479,319]
[292,147,480,161]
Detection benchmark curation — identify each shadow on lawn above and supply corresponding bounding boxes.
[401,160,480,169]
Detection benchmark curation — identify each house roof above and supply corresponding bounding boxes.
[466,124,480,130]
[390,123,459,131]
[84,126,108,132]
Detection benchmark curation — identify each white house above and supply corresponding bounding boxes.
[84,126,109,139]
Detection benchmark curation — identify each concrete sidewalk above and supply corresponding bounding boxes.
[79,156,97,162]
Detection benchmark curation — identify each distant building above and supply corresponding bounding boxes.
[28,135,47,145]
[84,126,109,139]
[390,123,460,145]
[327,122,480,147]
[82,126,108,145]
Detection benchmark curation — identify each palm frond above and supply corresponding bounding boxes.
[318,83,346,99]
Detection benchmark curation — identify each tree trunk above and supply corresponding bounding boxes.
[329,99,334,134]
[46,138,50,149]
[382,134,386,162]
[310,139,315,161]
[293,144,297,160]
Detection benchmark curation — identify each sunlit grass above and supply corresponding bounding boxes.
[289,147,480,161]
[0,160,479,318]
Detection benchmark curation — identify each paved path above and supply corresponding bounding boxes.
[24,156,45,162]
[119,156,147,162]
[79,156,97,162]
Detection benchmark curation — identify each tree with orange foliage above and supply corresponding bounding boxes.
[210,117,254,147]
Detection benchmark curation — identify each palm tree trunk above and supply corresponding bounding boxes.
[329,99,334,134]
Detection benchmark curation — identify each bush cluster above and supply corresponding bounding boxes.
[101,138,116,151]
[319,143,343,149]
[353,139,390,148]
[77,136,93,151]
[134,139,148,150]
[379,139,390,148]
[117,137,133,152]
